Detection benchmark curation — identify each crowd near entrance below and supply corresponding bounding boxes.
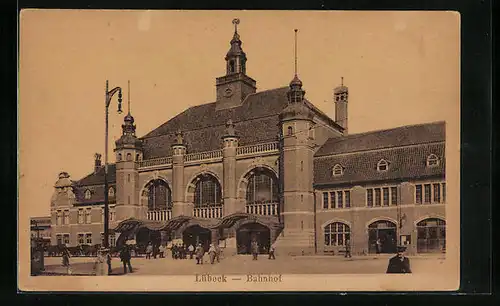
[183,225,211,252]
[416,218,446,253]
[236,223,270,254]
[368,220,397,254]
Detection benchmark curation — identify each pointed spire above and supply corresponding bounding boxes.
[289,29,303,89]
[341,76,344,86]
[127,80,131,115]
[294,29,298,76]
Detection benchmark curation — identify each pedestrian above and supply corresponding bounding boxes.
[94,247,107,275]
[106,248,112,274]
[345,239,352,258]
[195,243,205,265]
[120,245,133,274]
[145,242,153,259]
[268,243,276,260]
[171,244,176,259]
[376,238,382,254]
[188,244,194,259]
[61,244,72,275]
[159,244,166,258]
[215,243,221,263]
[208,243,217,264]
[386,246,412,274]
[251,241,259,260]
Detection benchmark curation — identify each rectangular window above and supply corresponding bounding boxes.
[56,234,62,245]
[345,191,351,208]
[110,207,116,221]
[63,210,70,225]
[442,183,446,203]
[375,188,381,206]
[337,191,343,209]
[416,185,422,204]
[110,234,116,247]
[367,189,373,207]
[56,210,62,225]
[424,184,431,203]
[78,209,84,224]
[78,233,84,245]
[63,234,70,245]
[85,233,92,245]
[85,208,92,224]
[383,187,389,206]
[330,192,336,209]
[323,192,329,209]
[391,187,398,205]
[433,183,441,203]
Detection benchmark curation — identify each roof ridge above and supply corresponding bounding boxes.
[315,140,445,157]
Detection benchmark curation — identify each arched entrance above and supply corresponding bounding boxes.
[183,225,211,251]
[417,218,446,253]
[236,222,270,254]
[368,220,397,254]
[135,227,162,253]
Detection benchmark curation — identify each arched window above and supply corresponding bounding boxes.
[194,174,222,207]
[108,187,115,197]
[117,153,122,162]
[146,179,172,211]
[287,126,293,136]
[229,60,235,73]
[332,164,344,176]
[246,169,279,204]
[136,153,140,161]
[426,154,440,167]
[324,222,351,246]
[126,153,132,161]
[377,159,389,172]
[84,189,91,200]
[417,218,446,253]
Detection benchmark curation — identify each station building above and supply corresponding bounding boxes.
[49,21,446,256]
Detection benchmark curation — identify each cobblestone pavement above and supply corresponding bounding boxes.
[40,253,447,276]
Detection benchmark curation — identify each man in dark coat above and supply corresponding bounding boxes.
[386,246,412,273]
[120,245,133,274]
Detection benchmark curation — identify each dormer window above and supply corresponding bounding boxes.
[332,164,344,177]
[108,187,115,197]
[84,189,91,200]
[426,154,440,167]
[377,159,389,172]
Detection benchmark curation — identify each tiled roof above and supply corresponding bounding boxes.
[141,87,341,159]
[72,166,117,205]
[314,142,445,186]
[315,121,445,157]
[77,164,116,186]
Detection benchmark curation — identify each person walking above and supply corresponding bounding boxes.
[195,243,205,265]
[208,244,217,264]
[251,241,259,260]
[120,245,133,274]
[386,246,412,274]
[188,244,194,259]
[215,243,221,263]
[145,242,153,259]
[158,244,166,258]
[345,239,352,258]
[376,238,382,254]
[61,244,72,275]
[268,243,276,260]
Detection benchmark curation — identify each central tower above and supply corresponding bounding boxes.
[215,18,257,110]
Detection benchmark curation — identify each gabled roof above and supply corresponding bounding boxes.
[315,121,445,157]
[141,87,342,159]
[77,164,116,186]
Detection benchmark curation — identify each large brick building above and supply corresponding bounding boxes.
[49,21,446,256]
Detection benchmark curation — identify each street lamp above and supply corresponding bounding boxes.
[104,80,123,249]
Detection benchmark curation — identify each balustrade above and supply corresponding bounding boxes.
[138,157,173,168]
[245,202,278,216]
[236,142,279,156]
[192,206,224,219]
[147,210,172,221]
[184,150,223,162]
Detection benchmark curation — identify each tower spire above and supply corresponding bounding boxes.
[127,80,131,115]
[341,76,344,86]
[294,29,298,76]
[233,18,240,34]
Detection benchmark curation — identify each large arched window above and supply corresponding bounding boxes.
[145,179,172,211]
[246,168,279,204]
[324,222,351,246]
[194,174,222,207]
[417,218,446,253]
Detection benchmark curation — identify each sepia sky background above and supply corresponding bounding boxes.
[19,10,460,219]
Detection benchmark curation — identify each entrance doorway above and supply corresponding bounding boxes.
[236,222,270,254]
[417,218,446,253]
[368,220,397,254]
[135,227,162,254]
[183,225,211,252]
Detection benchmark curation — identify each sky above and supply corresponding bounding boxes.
[19,10,460,219]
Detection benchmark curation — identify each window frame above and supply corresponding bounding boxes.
[377,159,389,172]
[426,154,440,167]
[324,222,351,247]
[332,164,344,177]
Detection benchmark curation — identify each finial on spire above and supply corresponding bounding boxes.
[232,18,240,33]
[341,77,344,86]
[127,80,131,114]
[294,29,298,76]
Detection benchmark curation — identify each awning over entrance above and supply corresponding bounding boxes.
[113,218,167,233]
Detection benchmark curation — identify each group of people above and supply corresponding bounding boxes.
[248,241,276,260]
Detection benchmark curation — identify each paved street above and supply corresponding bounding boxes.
[40,253,447,276]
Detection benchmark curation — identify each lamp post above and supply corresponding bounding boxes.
[104,80,123,249]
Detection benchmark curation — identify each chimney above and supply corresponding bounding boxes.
[94,153,102,174]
